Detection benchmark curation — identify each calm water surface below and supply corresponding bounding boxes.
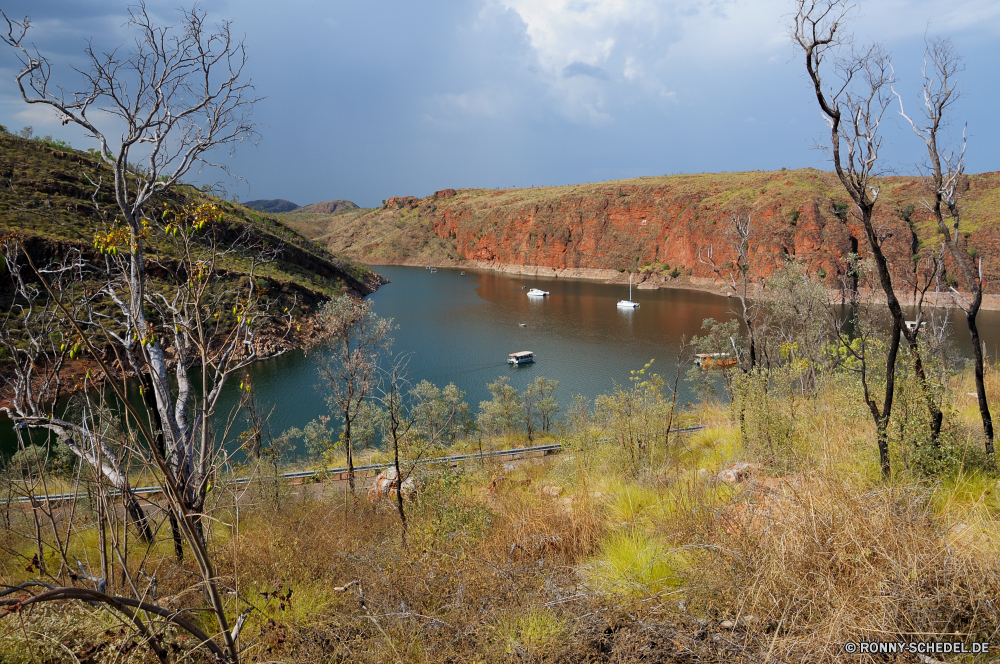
[203,266,741,446]
[3,265,999,456]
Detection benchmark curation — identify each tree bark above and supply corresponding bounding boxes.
[968,310,995,456]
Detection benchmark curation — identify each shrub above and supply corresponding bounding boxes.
[494,608,567,658]
[8,442,77,477]
[593,531,688,591]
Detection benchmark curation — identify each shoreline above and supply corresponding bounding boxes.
[370,259,1000,311]
[0,273,389,414]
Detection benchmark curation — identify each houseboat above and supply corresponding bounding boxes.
[508,351,535,365]
[695,353,738,370]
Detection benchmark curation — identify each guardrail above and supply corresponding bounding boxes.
[6,425,706,505]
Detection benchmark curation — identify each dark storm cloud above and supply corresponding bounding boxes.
[0,0,997,207]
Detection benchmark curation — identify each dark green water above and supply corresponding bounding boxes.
[4,265,999,457]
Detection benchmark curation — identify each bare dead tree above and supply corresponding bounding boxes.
[699,210,760,371]
[792,0,943,475]
[0,6,264,661]
[316,296,393,494]
[1,4,257,209]
[895,38,993,458]
[379,354,414,545]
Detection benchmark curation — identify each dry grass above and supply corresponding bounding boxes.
[2,366,1000,662]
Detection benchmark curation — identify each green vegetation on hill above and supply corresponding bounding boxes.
[281,199,460,266]
[0,134,379,305]
[244,198,299,213]
[294,199,359,215]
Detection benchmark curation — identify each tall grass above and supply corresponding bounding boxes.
[2,364,999,662]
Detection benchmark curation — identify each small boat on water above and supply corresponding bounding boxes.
[518,323,527,327]
[508,351,535,365]
[527,288,549,297]
[430,267,437,273]
[617,275,639,308]
[461,271,466,276]
[695,353,738,370]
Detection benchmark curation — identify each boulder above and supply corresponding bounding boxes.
[716,462,762,485]
[367,467,416,502]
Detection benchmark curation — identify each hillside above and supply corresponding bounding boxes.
[295,199,359,215]
[244,198,299,213]
[277,203,373,245]
[303,170,1000,295]
[0,134,384,357]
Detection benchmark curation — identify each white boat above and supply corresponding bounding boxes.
[508,351,535,364]
[527,288,549,297]
[617,275,639,308]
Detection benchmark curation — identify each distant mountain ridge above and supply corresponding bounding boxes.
[294,200,359,215]
[244,198,299,213]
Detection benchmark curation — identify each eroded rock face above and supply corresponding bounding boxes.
[382,196,420,210]
[347,169,1000,293]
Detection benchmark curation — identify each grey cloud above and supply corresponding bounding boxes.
[561,61,611,80]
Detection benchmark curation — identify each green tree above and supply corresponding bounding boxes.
[411,380,472,445]
[441,383,474,442]
[595,361,667,470]
[478,376,523,438]
[524,376,559,438]
[316,295,393,493]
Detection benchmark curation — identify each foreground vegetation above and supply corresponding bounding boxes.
[2,345,999,662]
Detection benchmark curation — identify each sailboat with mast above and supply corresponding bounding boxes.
[617,274,639,308]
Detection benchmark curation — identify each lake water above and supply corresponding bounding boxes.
[3,265,999,457]
[197,266,741,449]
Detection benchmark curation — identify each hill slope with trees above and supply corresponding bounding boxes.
[0,134,382,300]
[0,132,385,374]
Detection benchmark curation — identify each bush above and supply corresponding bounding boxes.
[8,442,77,477]
[594,531,688,591]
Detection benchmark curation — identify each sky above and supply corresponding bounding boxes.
[1,0,998,208]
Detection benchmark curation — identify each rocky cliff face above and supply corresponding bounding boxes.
[325,169,1000,292]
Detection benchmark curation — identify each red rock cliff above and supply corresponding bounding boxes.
[330,169,1000,291]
